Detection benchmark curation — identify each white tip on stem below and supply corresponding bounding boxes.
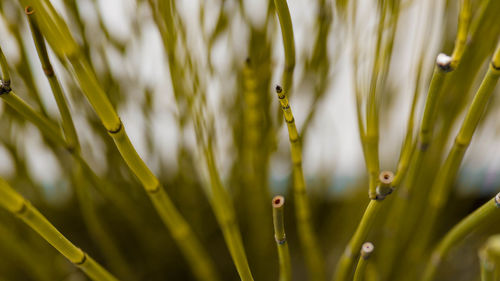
[436,53,452,69]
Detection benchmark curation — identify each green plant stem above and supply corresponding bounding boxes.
[334,200,382,281]
[0,178,120,281]
[18,2,220,280]
[26,8,80,151]
[451,0,471,69]
[422,193,500,281]
[353,242,374,281]
[274,1,323,279]
[412,45,500,258]
[276,86,325,281]
[199,136,254,281]
[272,196,292,281]
[380,60,451,274]
[274,0,295,93]
[392,60,423,187]
[478,235,500,281]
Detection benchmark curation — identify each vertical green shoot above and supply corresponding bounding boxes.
[274,0,295,93]
[413,42,500,254]
[272,196,292,281]
[451,0,471,69]
[275,85,325,281]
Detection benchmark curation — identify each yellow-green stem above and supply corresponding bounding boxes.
[353,242,375,281]
[272,196,292,281]
[422,193,500,281]
[0,178,120,281]
[276,85,325,281]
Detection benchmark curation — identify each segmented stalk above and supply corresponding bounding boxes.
[0,178,119,281]
[334,171,393,281]
[414,43,500,255]
[272,196,292,281]
[275,85,325,281]
[353,242,375,281]
[274,1,323,279]
[25,11,136,278]
[422,193,500,281]
[17,2,219,280]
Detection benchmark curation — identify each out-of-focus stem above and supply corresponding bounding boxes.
[275,85,325,281]
[422,193,500,281]
[274,0,295,93]
[353,242,375,281]
[413,43,500,256]
[272,196,291,281]
[0,178,120,281]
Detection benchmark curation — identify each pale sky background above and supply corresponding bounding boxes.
[0,0,499,197]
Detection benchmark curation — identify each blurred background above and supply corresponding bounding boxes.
[0,0,500,280]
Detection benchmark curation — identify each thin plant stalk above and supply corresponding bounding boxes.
[478,235,500,281]
[149,1,253,279]
[274,0,324,279]
[25,11,135,279]
[412,42,500,256]
[274,0,295,93]
[353,242,375,281]
[0,177,120,281]
[272,196,292,281]
[334,200,382,281]
[16,2,220,281]
[422,193,500,281]
[334,171,393,281]
[275,85,325,281]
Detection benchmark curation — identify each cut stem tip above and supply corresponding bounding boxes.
[495,192,500,207]
[272,195,285,208]
[360,242,374,259]
[436,53,452,71]
[25,6,35,15]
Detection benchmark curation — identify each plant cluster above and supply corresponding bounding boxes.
[0,0,500,281]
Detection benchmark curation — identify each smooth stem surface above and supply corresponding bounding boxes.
[451,0,471,69]
[334,200,382,281]
[26,10,80,151]
[201,140,253,281]
[0,178,119,281]
[273,196,292,281]
[276,86,325,281]
[274,0,295,93]
[22,2,219,278]
[422,194,500,281]
[415,48,500,254]
[0,46,10,84]
[353,243,374,281]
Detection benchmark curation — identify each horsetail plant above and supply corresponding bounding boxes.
[0,177,120,281]
[1,0,500,280]
[353,242,374,281]
[272,196,292,281]
[274,0,324,280]
[15,1,219,281]
[422,192,500,281]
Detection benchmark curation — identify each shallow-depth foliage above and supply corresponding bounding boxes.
[0,0,500,281]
